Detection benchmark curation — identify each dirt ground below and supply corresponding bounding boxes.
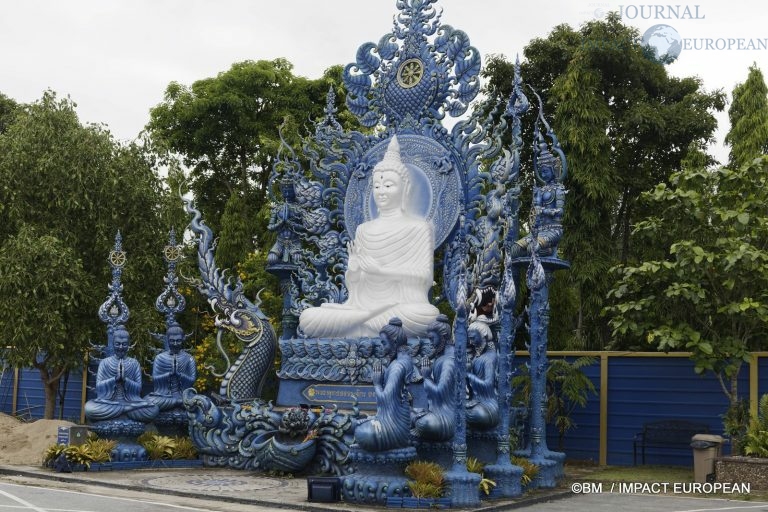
[0,413,75,465]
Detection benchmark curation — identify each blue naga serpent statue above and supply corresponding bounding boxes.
[181,196,355,474]
[182,196,277,402]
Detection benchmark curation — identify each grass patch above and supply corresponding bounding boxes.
[582,465,693,483]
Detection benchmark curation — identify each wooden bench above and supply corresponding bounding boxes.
[633,419,710,465]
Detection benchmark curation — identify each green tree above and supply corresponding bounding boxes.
[215,192,255,271]
[604,156,768,441]
[147,59,342,231]
[0,92,18,134]
[481,15,725,349]
[0,226,89,419]
[0,91,172,418]
[725,63,768,169]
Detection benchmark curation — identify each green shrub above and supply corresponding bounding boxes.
[139,434,177,460]
[404,460,445,498]
[744,394,768,457]
[42,443,68,466]
[63,444,95,468]
[171,436,198,460]
[512,456,540,487]
[84,438,117,463]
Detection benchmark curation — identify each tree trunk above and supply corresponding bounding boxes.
[35,365,63,420]
[44,378,61,420]
[729,372,742,456]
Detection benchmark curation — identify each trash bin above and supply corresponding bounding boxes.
[691,433,724,483]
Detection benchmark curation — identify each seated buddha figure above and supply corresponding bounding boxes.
[146,322,197,412]
[298,136,440,339]
[84,325,159,423]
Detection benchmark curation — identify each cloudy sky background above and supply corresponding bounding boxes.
[2,0,766,164]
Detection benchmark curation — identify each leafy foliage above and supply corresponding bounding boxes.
[725,64,768,169]
[605,156,768,416]
[723,399,750,456]
[84,437,117,463]
[138,432,177,460]
[171,436,198,460]
[745,394,768,457]
[404,460,445,498]
[481,14,724,349]
[511,456,540,488]
[42,443,68,466]
[514,356,597,449]
[465,456,496,495]
[146,60,350,237]
[0,91,173,418]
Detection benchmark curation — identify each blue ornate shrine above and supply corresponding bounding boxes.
[179,0,570,505]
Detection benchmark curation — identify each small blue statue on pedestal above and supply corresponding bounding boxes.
[354,318,414,452]
[85,324,160,425]
[147,228,197,432]
[85,232,157,461]
[146,322,197,429]
[466,321,499,430]
[411,314,456,443]
[343,318,417,504]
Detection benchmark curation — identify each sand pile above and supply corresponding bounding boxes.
[0,413,75,465]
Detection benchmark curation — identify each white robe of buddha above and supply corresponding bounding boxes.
[299,136,439,338]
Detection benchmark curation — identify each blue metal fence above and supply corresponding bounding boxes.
[0,367,85,422]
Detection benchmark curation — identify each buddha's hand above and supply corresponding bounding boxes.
[347,240,377,273]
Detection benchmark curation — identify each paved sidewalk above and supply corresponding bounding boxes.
[0,464,572,511]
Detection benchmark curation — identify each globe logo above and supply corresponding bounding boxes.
[642,24,682,64]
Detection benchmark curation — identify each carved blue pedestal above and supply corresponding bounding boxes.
[445,468,481,507]
[341,445,416,505]
[89,419,149,462]
[514,445,566,481]
[153,409,190,436]
[485,462,523,498]
[414,441,453,468]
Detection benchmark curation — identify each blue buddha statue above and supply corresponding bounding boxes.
[466,321,499,430]
[146,322,197,412]
[354,317,414,452]
[84,325,159,423]
[411,314,456,442]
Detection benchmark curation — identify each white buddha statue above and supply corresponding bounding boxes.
[299,136,440,338]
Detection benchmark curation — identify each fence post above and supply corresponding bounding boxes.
[599,353,608,466]
[11,368,19,416]
[750,353,759,418]
[80,363,88,424]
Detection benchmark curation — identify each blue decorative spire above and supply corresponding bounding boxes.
[503,56,529,249]
[154,227,186,350]
[97,231,130,356]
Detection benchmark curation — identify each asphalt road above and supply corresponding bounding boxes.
[0,481,290,512]
[521,493,768,512]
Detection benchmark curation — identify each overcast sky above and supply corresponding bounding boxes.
[2,0,766,164]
